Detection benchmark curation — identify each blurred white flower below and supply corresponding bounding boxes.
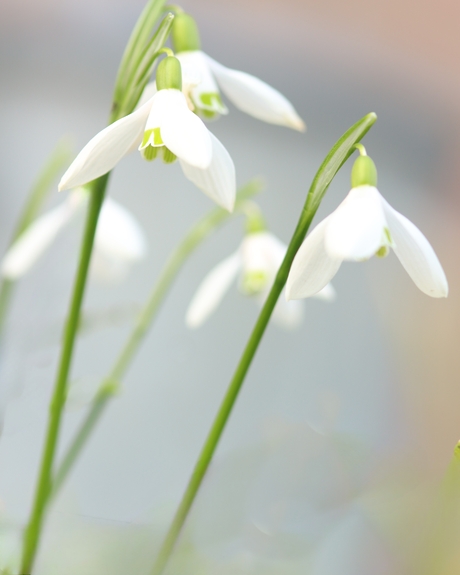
[1,189,147,284]
[186,231,335,330]
[176,50,306,131]
[286,185,448,299]
[59,88,235,211]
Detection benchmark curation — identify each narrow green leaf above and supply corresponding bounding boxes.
[117,13,175,120]
[114,0,167,102]
[304,112,377,216]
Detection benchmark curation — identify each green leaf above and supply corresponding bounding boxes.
[119,12,175,119]
[114,0,167,101]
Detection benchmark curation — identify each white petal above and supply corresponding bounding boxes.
[1,193,83,279]
[136,81,157,108]
[205,54,305,131]
[89,250,132,284]
[95,198,147,262]
[176,51,228,115]
[58,98,154,191]
[286,215,342,300]
[156,90,212,168]
[325,186,387,260]
[186,252,241,328]
[240,231,285,276]
[179,132,236,211]
[382,199,448,297]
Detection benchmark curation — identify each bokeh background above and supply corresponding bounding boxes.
[1,0,460,573]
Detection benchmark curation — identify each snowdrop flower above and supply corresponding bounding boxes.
[286,147,448,300]
[59,56,236,211]
[186,230,335,330]
[1,188,147,283]
[171,13,305,130]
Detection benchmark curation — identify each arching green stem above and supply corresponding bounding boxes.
[150,112,377,575]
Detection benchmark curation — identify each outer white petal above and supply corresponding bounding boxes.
[205,54,305,131]
[382,198,448,297]
[325,186,387,260]
[136,81,157,108]
[286,215,342,300]
[179,132,236,211]
[176,51,228,114]
[58,98,154,191]
[157,90,212,168]
[95,198,147,262]
[186,252,241,328]
[1,193,83,279]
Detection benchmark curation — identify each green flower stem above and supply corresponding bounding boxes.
[20,173,109,575]
[151,112,378,575]
[51,179,263,498]
[0,140,72,340]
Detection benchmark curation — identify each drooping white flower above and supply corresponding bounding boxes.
[59,57,236,211]
[1,189,147,283]
[170,13,305,129]
[176,50,306,131]
[286,185,448,300]
[186,231,335,330]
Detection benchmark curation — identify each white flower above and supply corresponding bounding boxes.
[59,88,236,211]
[186,232,335,329]
[1,189,147,283]
[286,185,448,299]
[176,50,306,131]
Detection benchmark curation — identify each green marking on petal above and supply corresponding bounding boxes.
[200,93,224,109]
[200,109,217,119]
[141,145,158,162]
[140,129,154,149]
[240,270,269,296]
[384,227,393,244]
[153,127,163,146]
[162,147,177,164]
[375,245,390,258]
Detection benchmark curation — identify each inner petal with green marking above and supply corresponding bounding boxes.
[240,270,269,296]
[194,93,228,118]
[139,128,177,164]
[139,127,164,149]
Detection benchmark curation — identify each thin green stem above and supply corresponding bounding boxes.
[150,112,378,575]
[51,180,263,497]
[20,173,109,575]
[0,139,72,341]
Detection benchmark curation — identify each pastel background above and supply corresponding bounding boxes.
[0,1,459,573]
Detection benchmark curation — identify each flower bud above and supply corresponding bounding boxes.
[156,56,182,91]
[171,13,201,53]
[351,155,378,188]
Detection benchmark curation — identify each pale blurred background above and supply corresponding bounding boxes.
[0,1,460,573]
